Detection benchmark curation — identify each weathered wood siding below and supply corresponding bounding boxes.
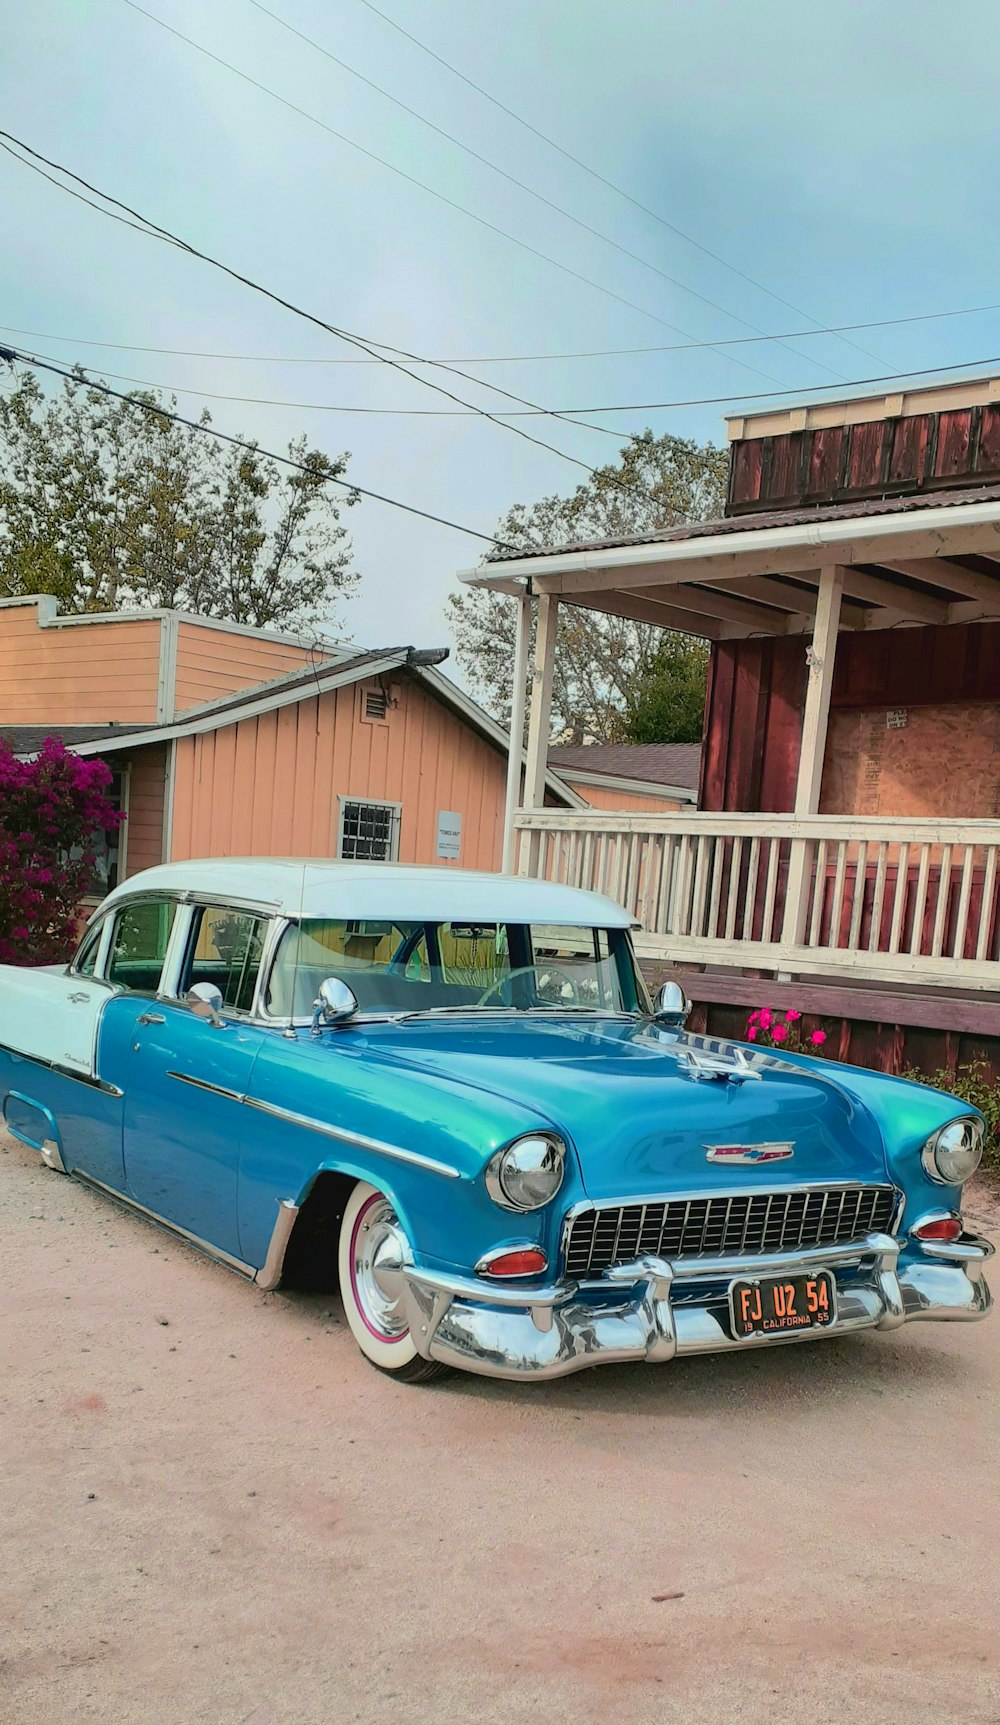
[168,674,507,869]
[0,601,162,724]
[728,403,1000,514]
[701,620,1000,814]
[173,623,318,714]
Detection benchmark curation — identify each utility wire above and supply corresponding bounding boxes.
[0,344,511,547]
[18,338,1000,421]
[243,0,846,383]
[0,129,611,476]
[355,0,887,369]
[121,1,787,392]
[4,299,1000,367]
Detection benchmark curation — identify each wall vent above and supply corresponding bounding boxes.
[364,687,389,721]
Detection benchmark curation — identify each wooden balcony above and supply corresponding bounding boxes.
[514,811,1000,993]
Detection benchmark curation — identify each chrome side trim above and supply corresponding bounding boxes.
[241,1094,462,1180]
[72,1172,257,1278]
[167,1071,245,1104]
[254,1199,300,1291]
[0,1041,123,1097]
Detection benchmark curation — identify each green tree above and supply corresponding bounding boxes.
[448,429,726,742]
[0,370,358,630]
[624,634,710,744]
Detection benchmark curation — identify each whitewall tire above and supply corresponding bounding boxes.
[337,1181,447,1383]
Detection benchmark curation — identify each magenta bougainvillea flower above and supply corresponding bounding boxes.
[0,737,122,966]
[743,1004,830,1058]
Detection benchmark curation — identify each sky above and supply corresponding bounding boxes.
[3,0,1000,682]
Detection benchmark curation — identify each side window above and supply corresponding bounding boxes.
[338,799,401,861]
[106,900,177,993]
[71,919,105,977]
[183,905,268,1014]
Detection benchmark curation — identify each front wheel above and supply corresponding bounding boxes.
[337,1181,448,1383]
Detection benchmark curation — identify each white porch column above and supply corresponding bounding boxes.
[794,563,844,814]
[781,564,844,952]
[501,591,532,873]
[524,591,558,811]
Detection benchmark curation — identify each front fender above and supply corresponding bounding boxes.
[735,1042,986,1223]
[236,1029,583,1273]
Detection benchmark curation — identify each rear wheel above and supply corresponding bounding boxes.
[337,1181,447,1383]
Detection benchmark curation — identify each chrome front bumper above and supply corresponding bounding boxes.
[399,1230,993,1382]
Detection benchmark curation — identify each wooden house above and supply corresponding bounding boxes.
[464,375,1000,1072]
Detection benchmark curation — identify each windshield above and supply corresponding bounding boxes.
[265,918,648,1019]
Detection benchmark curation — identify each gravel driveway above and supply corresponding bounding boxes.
[2,1127,999,1725]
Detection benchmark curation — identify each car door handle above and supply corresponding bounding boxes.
[136,1011,166,1026]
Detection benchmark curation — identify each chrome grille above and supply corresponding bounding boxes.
[564,1186,898,1278]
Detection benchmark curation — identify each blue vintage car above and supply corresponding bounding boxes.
[0,859,992,1382]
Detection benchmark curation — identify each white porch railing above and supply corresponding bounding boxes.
[514,811,1000,992]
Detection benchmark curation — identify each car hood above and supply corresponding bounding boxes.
[355,1017,891,1200]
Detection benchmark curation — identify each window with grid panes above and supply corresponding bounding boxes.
[338,799,400,861]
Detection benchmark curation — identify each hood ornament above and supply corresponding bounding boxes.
[705,1142,794,1164]
[681,1046,762,1084]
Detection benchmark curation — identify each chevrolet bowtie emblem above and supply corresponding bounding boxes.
[704,1143,795,1164]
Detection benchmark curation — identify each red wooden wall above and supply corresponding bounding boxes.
[700,619,1000,813]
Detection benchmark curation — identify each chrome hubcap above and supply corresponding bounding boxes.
[352,1198,409,1339]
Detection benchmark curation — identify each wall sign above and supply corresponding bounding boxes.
[886,708,909,730]
[436,810,462,860]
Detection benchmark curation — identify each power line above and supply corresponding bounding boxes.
[0,344,511,547]
[19,338,1000,421]
[121,1,788,392]
[355,0,887,370]
[243,0,846,383]
[5,297,1000,367]
[4,299,1000,372]
[0,129,609,476]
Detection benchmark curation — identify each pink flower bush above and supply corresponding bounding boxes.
[0,738,122,966]
[745,1006,829,1057]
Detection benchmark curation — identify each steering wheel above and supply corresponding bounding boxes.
[475,964,583,1009]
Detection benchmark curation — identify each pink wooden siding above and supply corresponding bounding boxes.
[173,623,318,714]
[168,675,507,869]
[122,746,168,877]
[0,602,162,724]
[564,777,685,813]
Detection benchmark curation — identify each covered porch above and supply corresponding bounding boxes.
[461,443,1000,1028]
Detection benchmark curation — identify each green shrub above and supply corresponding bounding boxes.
[901,1060,1000,1173]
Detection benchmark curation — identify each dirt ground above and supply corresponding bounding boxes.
[2,1128,999,1725]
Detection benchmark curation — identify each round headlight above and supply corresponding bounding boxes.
[485,1134,566,1212]
[921,1116,985,1185]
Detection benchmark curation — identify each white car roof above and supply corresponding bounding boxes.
[98,858,636,929]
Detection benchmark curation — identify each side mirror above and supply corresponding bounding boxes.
[187,981,225,1027]
[654,980,691,1026]
[311,976,359,1033]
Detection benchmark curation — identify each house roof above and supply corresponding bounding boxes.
[1,723,148,756]
[548,742,701,792]
[21,644,584,809]
[483,478,1000,564]
[462,485,1000,641]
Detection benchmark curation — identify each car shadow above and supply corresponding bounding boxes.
[424,1327,969,1415]
[283,1283,970,1414]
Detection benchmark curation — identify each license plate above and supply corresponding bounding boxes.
[729,1270,836,1339]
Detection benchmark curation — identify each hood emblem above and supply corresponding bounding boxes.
[705,1142,794,1164]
